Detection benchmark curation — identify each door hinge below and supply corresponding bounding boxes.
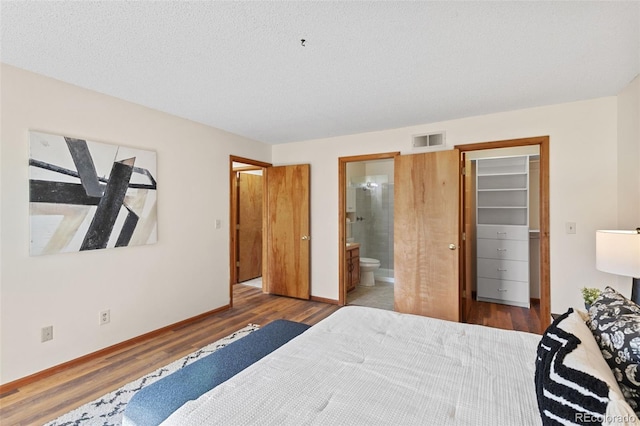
[236,261,240,267]
[462,232,466,241]
[461,166,466,176]
[236,224,240,230]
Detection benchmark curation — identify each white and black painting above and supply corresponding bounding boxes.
[29,131,158,256]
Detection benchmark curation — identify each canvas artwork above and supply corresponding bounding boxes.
[29,131,158,256]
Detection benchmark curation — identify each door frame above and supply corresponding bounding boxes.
[229,155,272,308]
[338,152,400,306]
[455,136,551,333]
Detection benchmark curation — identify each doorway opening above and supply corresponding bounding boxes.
[462,145,542,333]
[338,152,400,307]
[345,158,395,310]
[229,156,271,307]
[229,156,312,307]
[457,136,550,333]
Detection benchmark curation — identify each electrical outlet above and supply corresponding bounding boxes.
[566,222,577,234]
[41,326,53,343]
[100,310,110,325]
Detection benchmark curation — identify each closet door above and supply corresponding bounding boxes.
[394,150,460,321]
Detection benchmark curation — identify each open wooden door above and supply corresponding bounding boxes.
[264,164,311,299]
[237,172,263,282]
[394,150,460,321]
[461,155,475,321]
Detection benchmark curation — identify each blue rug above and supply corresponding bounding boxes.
[44,324,259,426]
[123,319,310,426]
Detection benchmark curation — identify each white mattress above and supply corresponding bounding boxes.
[162,306,542,425]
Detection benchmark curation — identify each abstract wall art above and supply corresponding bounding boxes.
[29,131,158,256]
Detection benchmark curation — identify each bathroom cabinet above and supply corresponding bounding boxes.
[476,156,530,308]
[346,246,360,291]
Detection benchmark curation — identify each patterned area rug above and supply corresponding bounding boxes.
[45,324,259,426]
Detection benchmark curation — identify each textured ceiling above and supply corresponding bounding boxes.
[2,1,639,144]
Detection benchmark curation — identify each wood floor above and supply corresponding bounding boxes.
[466,297,542,334]
[0,285,540,425]
[0,284,339,426]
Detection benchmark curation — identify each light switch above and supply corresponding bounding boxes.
[565,222,576,234]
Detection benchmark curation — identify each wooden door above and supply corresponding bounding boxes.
[265,164,310,299]
[237,172,263,282]
[394,150,460,321]
[462,156,475,321]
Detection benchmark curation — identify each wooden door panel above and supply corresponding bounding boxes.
[265,164,310,299]
[462,157,475,321]
[237,173,263,282]
[394,150,460,321]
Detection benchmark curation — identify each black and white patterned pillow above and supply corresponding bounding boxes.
[588,286,640,415]
[536,308,636,425]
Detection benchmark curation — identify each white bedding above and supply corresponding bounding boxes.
[162,306,542,425]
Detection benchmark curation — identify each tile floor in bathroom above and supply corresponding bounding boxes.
[347,281,394,311]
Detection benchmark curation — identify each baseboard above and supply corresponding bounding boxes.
[0,304,231,395]
[310,295,339,305]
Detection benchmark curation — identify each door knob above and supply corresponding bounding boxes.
[448,244,457,250]
[301,235,311,240]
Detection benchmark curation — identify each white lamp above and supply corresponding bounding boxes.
[596,229,640,304]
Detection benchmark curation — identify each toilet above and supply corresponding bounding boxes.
[359,257,380,287]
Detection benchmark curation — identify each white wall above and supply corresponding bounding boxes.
[617,75,640,229]
[0,64,271,384]
[612,76,640,292]
[273,96,625,314]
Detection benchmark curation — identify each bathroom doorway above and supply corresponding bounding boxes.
[338,152,400,309]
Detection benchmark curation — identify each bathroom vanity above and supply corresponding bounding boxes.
[346,244,360,291]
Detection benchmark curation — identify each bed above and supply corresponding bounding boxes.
[160,306,542,425]
[130,286,640,426]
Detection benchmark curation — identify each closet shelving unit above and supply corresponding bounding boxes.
[476,156,530,308]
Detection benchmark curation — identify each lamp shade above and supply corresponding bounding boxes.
[596,230,640,278]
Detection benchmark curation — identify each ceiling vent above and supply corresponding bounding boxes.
[412,132,446,150]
